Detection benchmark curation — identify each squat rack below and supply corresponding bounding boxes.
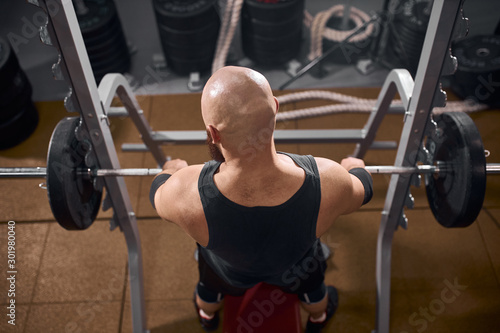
[26,0,465,332]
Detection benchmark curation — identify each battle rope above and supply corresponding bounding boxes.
[305,4,375,61]
[275,90,489,122]
[212,0,244,73]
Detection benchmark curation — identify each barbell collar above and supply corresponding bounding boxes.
[0,163,499,178]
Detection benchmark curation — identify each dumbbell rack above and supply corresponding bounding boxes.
[27,0,464,332]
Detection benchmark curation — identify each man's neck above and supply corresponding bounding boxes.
[220,145,280,175]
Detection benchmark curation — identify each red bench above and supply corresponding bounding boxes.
[223,282,302,333]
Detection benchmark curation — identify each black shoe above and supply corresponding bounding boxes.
[305,286,339,333]
[193,293,220,332]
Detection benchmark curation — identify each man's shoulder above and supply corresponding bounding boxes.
[168,164,205,186]
[313,157,343,173]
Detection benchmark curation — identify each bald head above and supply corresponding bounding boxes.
[201,66,277,149]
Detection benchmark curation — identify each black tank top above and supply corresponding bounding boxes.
[197,152,321,288]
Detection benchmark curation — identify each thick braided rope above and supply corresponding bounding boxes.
[212,0,244,73]
[306,5,374,61]
[275,90,489,121]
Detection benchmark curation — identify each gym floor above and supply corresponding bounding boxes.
[0,87,499,332]
[1,0,500,332]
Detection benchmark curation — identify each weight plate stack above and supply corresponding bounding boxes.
[450,35,500,108]
[387,0,431,76]
[0,37,38,150]
[75,0,131,83]
[153,0,220,75]
[241,0,305,67]
[321,16,373,65]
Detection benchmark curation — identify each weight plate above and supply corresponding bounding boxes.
[167,55,213,75]
[91,55,131,83]
[0,38,21,91]
[396,0,431,33]
[243,0,305,23]
[46,117,102,230]
[161,41,216,60]
[425,112,486,228]
[0,70,33,122]
[451,35,500,106]
[153,0,216,17]
[0,101,38,150]
[242,24,301,50]
[241,10,302,37]
[81,14,122,49]
[153,0,219,30]
[453,35,500,73]
[76,0,117,38]
[158,20,220,46]
[243,37,301,67]
[86,35,129,63]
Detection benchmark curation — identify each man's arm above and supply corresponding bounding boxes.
[149,159,188,212]
[339,157,373,215]
[315,156,373,237]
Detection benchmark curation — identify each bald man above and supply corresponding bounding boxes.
[150,66,373,332]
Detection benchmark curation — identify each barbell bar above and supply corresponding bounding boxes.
[1,163,499,178]
[0,112,495,230]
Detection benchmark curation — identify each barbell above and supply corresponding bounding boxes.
[0,112,497,230]
[1,163,499,178]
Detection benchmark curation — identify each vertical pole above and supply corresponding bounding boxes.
[34,1,149,332]
[373,1,462,332]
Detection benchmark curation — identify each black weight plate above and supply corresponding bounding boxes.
[0,38,21,91]
[451,35,500,106]
[425,112,486,228]
[153,0,216,17]
[167,55,213,75]
[91,55,131,82]
[76,0,116,38]
[243,38,301,67]
[242,24,301,50]
[81,14,122,49]
[158,20,220,46]
[161,42,216,60]
[153,0,219,30]
[86,35,129,63]
[397,0,431,33]
[398,23,426,45]
[46,117,102,230]
[90,46,129,71]
[241,10,302,37]
[0,70,32,122]
[243,0,305,23]
[0,101,38,150]
[452,35,500,73]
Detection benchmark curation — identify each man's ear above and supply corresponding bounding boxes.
[273,96,279,114]
[207,125,221,143]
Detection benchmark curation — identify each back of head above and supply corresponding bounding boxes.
[201,66,277,151]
